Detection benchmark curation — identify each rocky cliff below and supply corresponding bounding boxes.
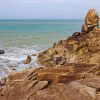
[37,9,100,67]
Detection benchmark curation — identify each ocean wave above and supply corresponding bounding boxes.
[0,45,44,79]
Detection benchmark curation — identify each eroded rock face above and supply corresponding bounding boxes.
[32,81,100,100]
[38,31,100,67]
[81,9,99,33]
[37,9,100,67]
[0,64,100,100]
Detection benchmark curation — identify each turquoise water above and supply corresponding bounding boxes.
[0,20,83,47]
[0,20,83,78]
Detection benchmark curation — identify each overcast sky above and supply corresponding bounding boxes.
[0,0,100,19]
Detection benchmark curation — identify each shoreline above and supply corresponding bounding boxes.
[0,45,46,79]
[0,9,100,100]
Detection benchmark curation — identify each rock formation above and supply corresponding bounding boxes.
[81,9,99,33]
[37,9,100,67]
[0,9,100,100]
[23,55,31,64]
[0,50,5,54]
[0,64,100,100]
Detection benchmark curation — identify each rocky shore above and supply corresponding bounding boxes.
[38,9,100,67]
[0,9,100,100]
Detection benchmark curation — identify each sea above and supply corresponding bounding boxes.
[0,19,83,79]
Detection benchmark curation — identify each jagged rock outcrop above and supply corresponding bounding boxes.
[37,9,100,67]
[0,64,100,100]
[81,9,99,33]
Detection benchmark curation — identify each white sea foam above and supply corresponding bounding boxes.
[0,45,45,79]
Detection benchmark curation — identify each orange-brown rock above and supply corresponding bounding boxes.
[23,55,31,64]
[0,64,100,100]
[38,31,100,67]
[37,10,100,67]
[30,64,99,84]
[81,9,99,33]
[32,79,100,100]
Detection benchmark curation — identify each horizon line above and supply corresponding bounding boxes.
[0,18,83,20]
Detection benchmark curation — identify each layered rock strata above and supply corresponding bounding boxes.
[0,64,100,100]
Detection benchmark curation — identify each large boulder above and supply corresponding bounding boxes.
[0,50,5,54]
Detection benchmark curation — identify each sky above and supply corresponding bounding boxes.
[0,0,100,19]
